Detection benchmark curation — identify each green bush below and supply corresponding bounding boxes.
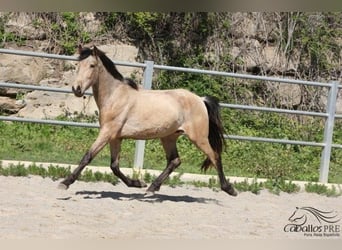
[305,182,342,197]
[0,164,28,176]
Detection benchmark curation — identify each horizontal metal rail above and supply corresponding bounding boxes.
[226,134,342,149]
[2,116,341,150]
[0,116,99,128]
[220,103,330,118]
[225,134,325,147]
[0,48,77,61]
[1,115,339,150]
[0,48,146,68]
[0,48,335,87]
[1,82,336,119]
[0,82,92,95]
[154,64,333,88]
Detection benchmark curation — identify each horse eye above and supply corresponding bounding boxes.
[90,64,95,68]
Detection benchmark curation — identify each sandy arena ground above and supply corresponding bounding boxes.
[0,175,341,239]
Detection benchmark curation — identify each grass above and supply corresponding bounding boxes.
[0,113,341,185]
[0,162,341,196]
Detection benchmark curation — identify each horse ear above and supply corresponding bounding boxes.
[92,45,98,56]
[78,44,82,54]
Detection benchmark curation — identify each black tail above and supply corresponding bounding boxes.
[201,96,226,172]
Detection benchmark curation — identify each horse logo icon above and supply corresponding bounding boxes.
[288,207,340,226]
[284,206,341,236]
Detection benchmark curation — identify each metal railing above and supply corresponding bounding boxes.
[0,48,341,183]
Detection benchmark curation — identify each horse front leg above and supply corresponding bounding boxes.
[58,128,110,190]
[109,139,147,188]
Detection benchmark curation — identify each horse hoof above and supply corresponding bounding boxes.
[140,181,148,188]
[222,186,238,197]
[131,179,147,188]
[144,191,155,197]
[229,188,238,197]
[58,183,69,190]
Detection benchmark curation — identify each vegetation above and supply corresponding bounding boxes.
[0,162,118,185]
[305,182,342,197]
[0,113,341,184]
[0,13,26,46]
[1,162,341,196]
[1,12,340,78]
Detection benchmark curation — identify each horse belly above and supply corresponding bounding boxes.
[120,106,183,140]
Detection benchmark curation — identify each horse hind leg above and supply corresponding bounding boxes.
[145,134,181,195]
[188,135,237,196]
[109,139,147,188]
[215,156,237,196]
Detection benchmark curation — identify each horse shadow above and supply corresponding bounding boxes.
[72,190,222,205]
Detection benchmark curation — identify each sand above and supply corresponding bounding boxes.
[0,175,341,239]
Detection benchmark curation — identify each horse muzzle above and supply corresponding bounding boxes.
[72,85,84,97]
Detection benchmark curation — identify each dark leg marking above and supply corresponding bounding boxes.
[109,139,146,188]
[146,135,181,194]
[110,158,147,188]
[216,156,237,196]
[58,151,92,189]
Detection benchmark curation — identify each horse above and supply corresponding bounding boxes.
[58,45,237,197]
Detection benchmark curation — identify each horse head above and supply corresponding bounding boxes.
[72,45,100,97]
[288,207,308,226]
[72,45,128,98]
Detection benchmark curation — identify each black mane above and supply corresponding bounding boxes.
[78,46,139,90]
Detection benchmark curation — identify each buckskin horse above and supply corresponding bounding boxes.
[58,45,237,196]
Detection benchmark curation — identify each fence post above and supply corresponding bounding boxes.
[133,60,154,170]
[319,81,339,183]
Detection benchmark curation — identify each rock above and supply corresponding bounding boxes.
[262,46,299,74]
[0,53,55,84]
[276,84,302,108]
[4,13,46,40]
[16,90,98,119]
[230,13,258,38]
[95,44,141,79]
[0,96,26,114]
[79,12,102,34]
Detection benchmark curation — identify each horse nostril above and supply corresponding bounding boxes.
[72,85,82,97]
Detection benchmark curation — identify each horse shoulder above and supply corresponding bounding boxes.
[97,85,135,123]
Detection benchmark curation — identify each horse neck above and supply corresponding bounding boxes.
[92,67,120,109]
